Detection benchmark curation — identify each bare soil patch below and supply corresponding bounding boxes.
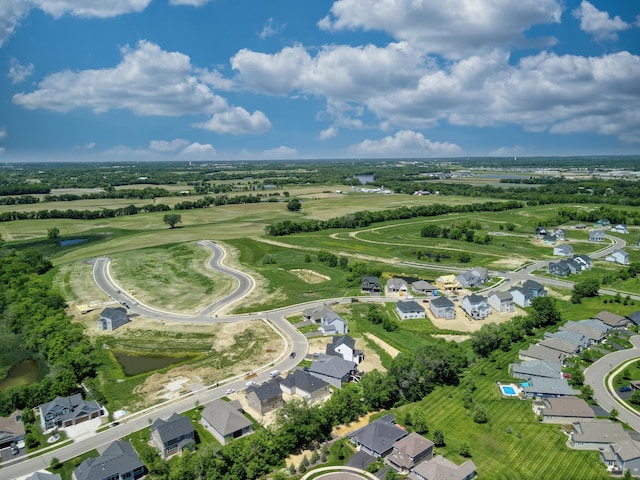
[491,257,530,270]
[427,304,524,333]
[362,333,400,358]
[290,269,331,284]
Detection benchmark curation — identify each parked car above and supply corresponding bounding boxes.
[11,445,19,455]
[225,388,235,395]
[620,385,633,392]
[246,381,257,388]
[422,299,429,303]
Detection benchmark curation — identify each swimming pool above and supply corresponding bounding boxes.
[501,386,516,395]
[498,383,521,397]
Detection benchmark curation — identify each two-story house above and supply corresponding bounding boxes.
[150,412,195,459]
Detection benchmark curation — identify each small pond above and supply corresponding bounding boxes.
[0,359,39,391]
[59,238,88,246]
[113,352,193,376]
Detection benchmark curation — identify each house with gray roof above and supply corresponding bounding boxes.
[510,280,546,308]
[595,311,629,329]
[589,230,606,242]
[554,228,566,240]
[280,369,331,403]
[349,414,407,458]
[72,440,145,480]
[200,400,253,445]
[326,335,363,364]
[578,318,611,335]
[362,276,382,294]
[519,344,566,364]
[396,300,425,320]
[97,307,130,331]
[387,432,434,474]
[0,410,25,449]
[522,376,575,398]
[542,397,595,424]
[601,439,640,477]
[26,473,62,480]
[39,393,101,431]
[510,360,561,380]
[456,270,483,288]
[461,294,490,320]
[606,249,630,265]
[544,330,590,350]
[488,291,515,313]
[409,455,477,480]
[611,224,629,234]
[245,380,284,416]
[539,337,581,356]
[570,419,630,450]
[387,278,409,295]
[553,244,574,256]
[548,260,571,277]
[411,280,437,295]
[429,296,455,319]
[542,234,557,245]
[560,321,606,343]
[573,254,593,271]
[308,355,356,388]
[627,310,640,326]
[151,412,195,459]
[303,305,348,335]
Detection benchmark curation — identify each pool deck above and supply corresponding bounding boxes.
[497,382,524,398]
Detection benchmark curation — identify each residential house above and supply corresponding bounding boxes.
[349,414,407,458]
[72,440,145,480]
[594,219,611,228]
[245,381,284,416]
[535,226,547,236]
[487,291,515,313]
[589,230,606,242]
[326,335,364,364]
[573,254,593,271]
[150,412,195,459]
[308,355,356,388]
[39,393,101,431]
[362,276,382,294]
[510,280,546,308]
[553,244,574,256]
[560,321,607,344]
[510,360,562,380]
[200,400,253,445]
[542,397,595,424]
[302,305,349,335]
[570,419,629,450]
[470,267,489,283]
[611,224,628,234]
[386,432,434,474]
[595,311,629,329]
[396,300,426,320]
[25,473,62,480]
[279,369,331,403]
[554,228,566,240]
[606,249,630,265]
[627,310,640,326]
[434,275,461,293]
[429,296,455,319]
[601,440,640,476]
[411,280,437,296]
[518,344,566,364]
[548,261,571,277]
[387,278,409,296]
[409,455,477,480]
[522,376,575,398]
[542,234,557,245]
[544,330,590,350]
[539,337,581,356]
[97,307,130,331]
[461,294,490,320]
[456,271,481,288]
[0,410,25,449]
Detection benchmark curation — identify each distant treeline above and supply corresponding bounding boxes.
[0,184,51,196]
[265,200,524,236]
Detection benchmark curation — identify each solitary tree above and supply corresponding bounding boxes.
[287,199,302,211]
[433,429,445,447]
[163,213,182,229]
[47,227,60,239]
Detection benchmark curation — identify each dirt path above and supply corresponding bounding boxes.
[362,333,400,358]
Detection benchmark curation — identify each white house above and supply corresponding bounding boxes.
[589,230,606,242]
[488,291,515,312]
[553,244,574,256]
[611,224,628,234]
[461,294,490,320]
[606,249,629,265]
[396,300,426,320]
[387,278,409,296]
[326,335,364,364]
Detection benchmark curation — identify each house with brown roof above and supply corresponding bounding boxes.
[386,432,434,474]
[595,311,628,329]
[0,410,25,449]
[409,455,477,480]
[542,397,595,423]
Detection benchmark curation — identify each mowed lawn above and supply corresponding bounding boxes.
[396,346,610,480]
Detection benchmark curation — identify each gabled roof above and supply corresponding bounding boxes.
[387,278,408,288]
[519,344,566,363]
[25,473,62,480]
[595,311,627,327]
[490,291,513,302]
[627,310,640,325]
[362,276,380,285]
[539,337,578,354]
[387,432,433,469]
[100,307,128,323]
[543,397,594,418]
[74,441,144,480]
[572,419,629,444]
[511,360,561,379]
[280,369,330,394]
[560,322,605,341]
[577,319,609,334]
[430,296,454,308]
[409,455,476,480]
[151,413,194,445]
[463,293,486,305]
[611,439,640,461]
[412,280,436,290]
[522,280,544,292]
[546,330,588,348]
[247,380,282,402]
[201,400,252,437]
[349,416,407,456]
[396,300,424,313]
[523,377,575,396]
[310,356,356,378]
[331,335,356,350]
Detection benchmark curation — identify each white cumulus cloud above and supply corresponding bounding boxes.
[263,146,297,158]
[169,0,212,6]
[149,139,190,151]
[181,142,216,156]
[350,130,461,157]
[259,17,285,39]
[319,126,339,140]
[0,127,6,140]
[8,58,34,84]
[573,1,631,41]
[195,106,271,135]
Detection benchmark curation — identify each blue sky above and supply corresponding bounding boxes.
[0,0,639,162]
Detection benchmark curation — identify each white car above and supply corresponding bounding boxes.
[225,388,235,395]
